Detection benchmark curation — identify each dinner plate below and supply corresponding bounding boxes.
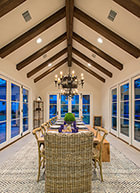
[50,125,60,129]
[76,122,84,125]
[76,125,87,129]
[55,122,63,125]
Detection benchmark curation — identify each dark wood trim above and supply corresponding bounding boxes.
[73,32,123,70]
[16,33,67,70]
[130,144,140,152]
[66,0,74,67]
[72,58,105,83]
[74,7,140,58]
[27,48,67,78]
[0,7,66,58]
[0,132,30,151]
[113,0,140,18]
[34,58,67,83]
[0,0,27,18]
[110,132,140,151]
[72,48,112,78]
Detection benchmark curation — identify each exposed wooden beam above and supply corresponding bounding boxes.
[113,0,140,18]
[66,0,74,67]
[34,58,67,83]
[0,0,27,18]
[74,7,140,58]
[27,48,67,78]
[16,33,67,70]
[73,32,123,70]
[72,48,112,78]
[72,58,105,83]
[0,7,66,58]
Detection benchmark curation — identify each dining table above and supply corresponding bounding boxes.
[38,118,99,144]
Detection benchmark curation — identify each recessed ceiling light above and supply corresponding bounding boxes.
[36,37,42,44]
[88,63,91,67]
[97,37,103,44]
[48,63,52,67]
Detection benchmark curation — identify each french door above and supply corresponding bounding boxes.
[119,81,131,143]
[48,94,91,125]
[110,75,140,149]
[111,86,118,135]
[0,74,29,147]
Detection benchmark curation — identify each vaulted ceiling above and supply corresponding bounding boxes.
[0,0,140,84]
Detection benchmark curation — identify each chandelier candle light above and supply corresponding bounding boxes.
[54,68,84,97]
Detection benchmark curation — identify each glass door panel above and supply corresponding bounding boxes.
[71,95,79,117]
[120,83,129,137]
[49,95,57,118]
[0,78,7,144]
[134,78,140,142]
[111,88,117,131]
[23,88,29,132]
[61,95,68,117]
[11,83,20,138]
[82,95,90,124]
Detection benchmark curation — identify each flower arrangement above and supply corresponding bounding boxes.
[64,113,75,124]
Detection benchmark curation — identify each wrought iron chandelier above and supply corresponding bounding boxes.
[54,68,84,97]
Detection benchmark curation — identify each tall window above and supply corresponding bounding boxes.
[112,88,117,130]
[0,78,7,144]
[11,83,20,138]
[82,95,90,124]
[49,95,57,118]
[61,95,68,117]
[120,83,129,136]
[23,88,28,132]
[71,95,79,117]
[134,78,140,142]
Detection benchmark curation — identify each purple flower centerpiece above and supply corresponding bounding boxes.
[58,124,64,133]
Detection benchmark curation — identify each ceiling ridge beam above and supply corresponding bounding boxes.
[27,48,67,78]
[74,7,140,58]
[72,58,105,83]
[16,32,67,70]
[0,7,66,58]
[72,48,112,78]
[73,32,123,70]
[0,0,27,18]
[34,58,67,83]
[113,0,140,18]
[66,0,74,67]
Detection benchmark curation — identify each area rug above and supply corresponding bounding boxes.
[0,135,139,193]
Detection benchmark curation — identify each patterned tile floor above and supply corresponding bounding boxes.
[0,135,140,193]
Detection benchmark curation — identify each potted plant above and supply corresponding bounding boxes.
[64,113,75,125]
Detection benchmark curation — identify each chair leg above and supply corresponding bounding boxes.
[94,160,97,168]
[37,156,41,182]
[99,161,103,182]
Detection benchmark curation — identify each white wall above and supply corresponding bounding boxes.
[101,57,140,130]
[36,63,103,126]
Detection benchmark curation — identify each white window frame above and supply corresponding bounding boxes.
[110,86,118,136]
[0,73,31,149]
[119,80,131,144]
[47,92,93,127]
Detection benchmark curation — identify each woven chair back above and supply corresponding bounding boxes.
[44,131,94,193]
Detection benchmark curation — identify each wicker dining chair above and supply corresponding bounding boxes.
[41,121,50,133]
[44,131,94,193]
[32,127,45,182]
[92,127,108,182]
